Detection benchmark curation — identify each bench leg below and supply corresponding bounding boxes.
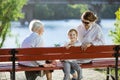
[111,75,116,80]
[106,67,110,80]
[106,67,116,80]
[10,72,12,80]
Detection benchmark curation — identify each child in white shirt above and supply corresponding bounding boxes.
[63,29,82,80]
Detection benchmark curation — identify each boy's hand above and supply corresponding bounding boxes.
[65,44,73,49]
[81,42,93,51]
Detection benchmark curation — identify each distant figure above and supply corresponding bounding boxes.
[21,19,55,80]
[63,29,82,80]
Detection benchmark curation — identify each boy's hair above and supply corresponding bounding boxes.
[68,29,78,35]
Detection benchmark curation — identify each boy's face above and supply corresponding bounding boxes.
[68,31,78,42]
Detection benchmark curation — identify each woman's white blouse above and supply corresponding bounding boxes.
[77,23,105,45]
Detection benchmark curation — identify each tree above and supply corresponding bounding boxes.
[110,8,120,44]
[0,0,27,47]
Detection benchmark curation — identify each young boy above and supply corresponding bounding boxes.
[63,29,82,80]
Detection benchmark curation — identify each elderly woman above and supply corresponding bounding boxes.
[21,19,55,80]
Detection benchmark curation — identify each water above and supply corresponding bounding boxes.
[3,19,115,48]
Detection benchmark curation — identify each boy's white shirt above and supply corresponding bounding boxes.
[64,40,81,62]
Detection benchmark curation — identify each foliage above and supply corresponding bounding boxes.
[33,4,119,20]
[100,5,119,19]
[110,8,120,44]
[0,0,27,47]
[34,4,88,20]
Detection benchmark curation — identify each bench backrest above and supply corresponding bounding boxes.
[0,45,116,62]
[1,45,120,80]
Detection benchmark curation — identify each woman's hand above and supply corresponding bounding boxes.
[43,63,56,67]
[43,60,57,67]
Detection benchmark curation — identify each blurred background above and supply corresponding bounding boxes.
[0,0,120,48]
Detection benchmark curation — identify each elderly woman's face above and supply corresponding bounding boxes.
[37,26,44,35]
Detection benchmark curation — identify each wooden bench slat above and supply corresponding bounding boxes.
[0,49,11,55]
[16,53,113,61]
[0,52,114,61]
[0,56,12,62]
[0,45,114,55]
[0,59,120,72]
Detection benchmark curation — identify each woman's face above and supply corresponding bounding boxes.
[82,19,92,26]
[68,31,78,42]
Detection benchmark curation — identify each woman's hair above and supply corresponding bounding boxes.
[29,19,44,32]
[68,29,78,36]
[81,11,98,22]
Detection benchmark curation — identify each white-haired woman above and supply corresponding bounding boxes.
[21,19,55,80]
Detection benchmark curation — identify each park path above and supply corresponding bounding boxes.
[0,69,112,80]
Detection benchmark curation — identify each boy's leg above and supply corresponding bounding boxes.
[70,69,77,80]
[63,62,71,80]
[71,73,77,80]
[71,61,83,80]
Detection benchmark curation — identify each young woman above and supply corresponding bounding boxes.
[77,11,105,50]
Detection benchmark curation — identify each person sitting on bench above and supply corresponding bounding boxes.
[21,19,55,80]
[63,29,82,80]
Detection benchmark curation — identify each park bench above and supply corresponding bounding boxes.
[0,45,120,80]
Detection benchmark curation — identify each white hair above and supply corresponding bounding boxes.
[29,19,44,32]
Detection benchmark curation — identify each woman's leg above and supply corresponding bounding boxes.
[63,61,71,80]
[45,70,53,80]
